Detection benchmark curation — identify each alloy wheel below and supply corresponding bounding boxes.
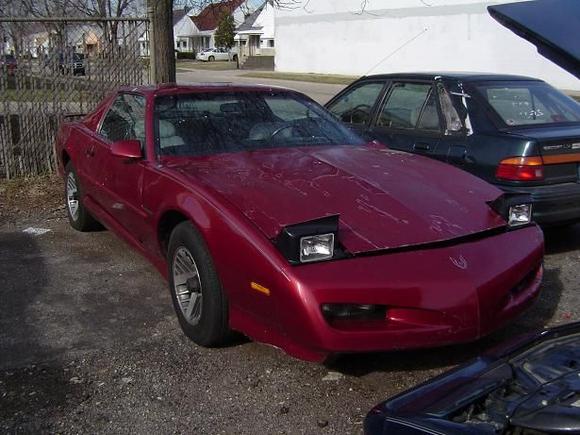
[173,246,203,326]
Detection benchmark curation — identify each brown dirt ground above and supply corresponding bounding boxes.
[0,175,64,226]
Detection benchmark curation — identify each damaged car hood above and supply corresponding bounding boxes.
[488,0,580,78]
[167,145,506,254]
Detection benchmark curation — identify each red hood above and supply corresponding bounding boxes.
[166,145,506,253]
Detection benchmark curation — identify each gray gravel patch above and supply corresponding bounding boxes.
[1,215,579,434]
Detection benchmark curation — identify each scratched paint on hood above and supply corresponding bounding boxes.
[168,145,506,253]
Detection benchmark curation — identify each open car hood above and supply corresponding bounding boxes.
[168,145,507,255]
[488,0,580,78]
[365,322,580,434]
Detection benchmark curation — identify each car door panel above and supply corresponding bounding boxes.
[107,158,151,244]
[76,127,115,212]
[96,93,150,242]
[447,144,468,166]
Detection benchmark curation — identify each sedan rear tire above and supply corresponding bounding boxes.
[64,162,99,232]
[168,221,230,347]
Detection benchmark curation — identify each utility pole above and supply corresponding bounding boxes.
[147,0,175,84]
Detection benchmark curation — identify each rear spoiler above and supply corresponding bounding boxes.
[62,113,86,121]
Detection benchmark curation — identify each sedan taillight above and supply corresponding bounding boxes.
[496,156,544,181]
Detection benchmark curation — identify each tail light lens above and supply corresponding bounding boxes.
[496,156,544,181]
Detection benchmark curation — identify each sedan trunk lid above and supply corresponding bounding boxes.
[508,125,580,184]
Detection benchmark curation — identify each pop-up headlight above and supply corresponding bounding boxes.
[274,215,344,264]
[508,203,533,226]
[488,193,533,228]
[300,233,334,263]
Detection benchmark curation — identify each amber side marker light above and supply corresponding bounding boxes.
[251,281,270,296]
[496,156,544,181]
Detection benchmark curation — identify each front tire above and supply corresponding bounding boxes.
[64,162,99,231]
[208,55,215,62]
[168,221,229,347]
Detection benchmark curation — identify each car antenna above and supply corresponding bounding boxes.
[362,28,428,77]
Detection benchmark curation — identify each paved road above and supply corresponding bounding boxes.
[1,209,579,433]
[176,67,346,104]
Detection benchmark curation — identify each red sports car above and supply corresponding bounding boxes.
[56,84,544,362]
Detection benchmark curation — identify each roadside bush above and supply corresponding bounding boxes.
[177,51,196,60]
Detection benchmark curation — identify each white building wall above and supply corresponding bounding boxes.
[274,0,579,91]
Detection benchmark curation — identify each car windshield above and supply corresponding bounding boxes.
[154,91,365,157]
[475,81,580,127]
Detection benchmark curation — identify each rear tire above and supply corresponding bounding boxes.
[168,221,230,347]
[64,162,99,232]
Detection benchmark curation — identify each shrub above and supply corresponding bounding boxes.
[176,51,196,60]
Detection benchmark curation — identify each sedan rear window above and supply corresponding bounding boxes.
[476,81,580,126]
[154,91,365,156]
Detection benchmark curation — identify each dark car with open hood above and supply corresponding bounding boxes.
[364,322,580,434]
[56,83,543,362]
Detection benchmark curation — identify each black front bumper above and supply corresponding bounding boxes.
[500,182,580,225]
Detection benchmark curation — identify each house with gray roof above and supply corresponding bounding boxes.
[234,1,274,68]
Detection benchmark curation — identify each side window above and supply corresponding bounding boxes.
[378,82,441,131]
[327,82,385,125]
[416,91,442,132]
[100,94,146,144]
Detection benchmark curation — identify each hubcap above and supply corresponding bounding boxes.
[66,172,79,221]
[172,247,203,326]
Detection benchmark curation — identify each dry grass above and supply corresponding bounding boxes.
[240,71,357,85]
[0,174,64,226]
[176,60,238,72]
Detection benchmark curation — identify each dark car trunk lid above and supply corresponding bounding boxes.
[488,0,580,78]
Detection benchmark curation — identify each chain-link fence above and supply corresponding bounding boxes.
[0,17,150,179]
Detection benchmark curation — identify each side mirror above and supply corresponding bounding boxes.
[111,139,142,159]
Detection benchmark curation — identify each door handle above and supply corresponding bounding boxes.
[414,142,431,152]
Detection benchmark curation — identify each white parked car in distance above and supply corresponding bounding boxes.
[196,47,238,62]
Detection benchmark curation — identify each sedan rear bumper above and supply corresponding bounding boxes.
[271,225,544,361]
[500,182,580,225]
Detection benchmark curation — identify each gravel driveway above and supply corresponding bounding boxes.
[1,175,579,434]
[1,70,579,432]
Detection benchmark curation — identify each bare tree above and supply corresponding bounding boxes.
[173,0,300,12]
[0,1,30,55]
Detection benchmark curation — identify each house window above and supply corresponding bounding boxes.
[182,40,187,48]
[268,40,274,48]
